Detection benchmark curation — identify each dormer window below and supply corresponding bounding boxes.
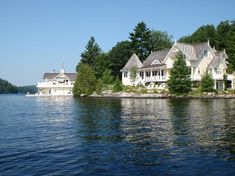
[204,50,208,57]
[124,72,128,77]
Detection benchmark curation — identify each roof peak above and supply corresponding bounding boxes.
[121,53,143,71]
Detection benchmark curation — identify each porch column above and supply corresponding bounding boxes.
[159,69,162,81]
[214,80,217,90]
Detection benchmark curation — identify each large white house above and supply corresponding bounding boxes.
[121,41,234,90]
[36,67,77,96]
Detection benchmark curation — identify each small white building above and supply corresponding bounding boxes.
[37,68,77,96]
[121,41,234,90]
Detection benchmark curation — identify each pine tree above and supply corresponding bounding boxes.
[201,72,214,92]
[76,37,101,72]
[167,53,192,94]
[73,64,97,96]
[129,22,152,61]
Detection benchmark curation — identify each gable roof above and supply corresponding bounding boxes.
[121,53,143,71]
[143,49,170,66]
[215,51,228,60]
[43,73,77,81]
[175,42,197,61]
[208,50,228,69]
[208,57,226,68]
[192,42,210,59]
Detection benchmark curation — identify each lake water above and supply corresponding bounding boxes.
[0,95,234,176]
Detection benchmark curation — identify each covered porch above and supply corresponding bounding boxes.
[139,65,169,83]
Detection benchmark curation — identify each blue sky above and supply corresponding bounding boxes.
[0,0,235,86]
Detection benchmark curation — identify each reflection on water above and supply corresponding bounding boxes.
[0,95,234,175]
[120,99,235,159]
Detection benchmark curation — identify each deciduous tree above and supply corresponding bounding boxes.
[73,64,97,96]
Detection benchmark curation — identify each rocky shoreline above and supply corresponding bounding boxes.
[89,92,235,99]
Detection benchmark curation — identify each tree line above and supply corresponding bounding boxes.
[73,20,235,96]
[0,78,37,94]
[0,79,18,94]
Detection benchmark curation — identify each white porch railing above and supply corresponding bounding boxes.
[145,76,167,82]
[37,82,74,88]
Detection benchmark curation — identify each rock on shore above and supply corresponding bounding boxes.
[90,92,235,99]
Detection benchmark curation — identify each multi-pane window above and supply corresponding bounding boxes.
[124,72,128,77]
[146,71,151,77]
[152,71,158,76]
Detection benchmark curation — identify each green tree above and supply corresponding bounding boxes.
[94,53,111,78]
[129,21,152,61]
[130,67,138,86]
[178,35,192,43]
[95,79,104,94]
[0,79,18,94]
[76,37,102,72]
[217,20,231,49]
[179,25,218,47]
[95,69,114,94]
[101,69,114,85]
[150,30,173,51]
[108,41,133,77]
[225,21,235,73]
[167,53,192,94]
[73,64,97,96]
[201,72,214,92]
[113,76,123,92]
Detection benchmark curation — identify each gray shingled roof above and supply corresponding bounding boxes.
[143,49,170,66]
[141,63,166,69]
[192,42,210,58]
[208,51,227,68]
[122,53,143,71]
[208,57,222,68]
[175,42,213,61]
[43,73,77,81]
[175,42,197,60]
[215,51,228,60]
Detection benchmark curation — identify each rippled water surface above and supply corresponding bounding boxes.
[0,95,234,175]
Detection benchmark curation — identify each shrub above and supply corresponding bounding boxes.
[113,76,123,92]
[201,72,214,92]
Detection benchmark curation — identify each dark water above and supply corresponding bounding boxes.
[0,95,234,176]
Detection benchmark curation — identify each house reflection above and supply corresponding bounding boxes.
[120,98,235,157]
[120,98,176,148]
